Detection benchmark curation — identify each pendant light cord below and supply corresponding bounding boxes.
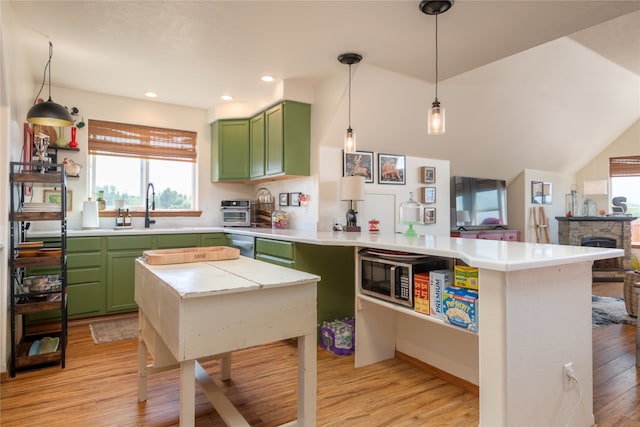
[32,41,53,105]
[348,63,352,128]
[434,13,439,101]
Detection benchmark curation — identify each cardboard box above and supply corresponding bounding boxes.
[413,272,430,315]
[443,286,478,332]
[429,269,452,319]
[455,265,479,290]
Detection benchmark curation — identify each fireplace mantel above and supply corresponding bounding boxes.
[556,215,636,281]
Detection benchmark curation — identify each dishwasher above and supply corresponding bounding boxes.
[230,234,255,258]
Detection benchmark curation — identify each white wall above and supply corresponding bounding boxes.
[509,169,574,243]
[575,119,640,213]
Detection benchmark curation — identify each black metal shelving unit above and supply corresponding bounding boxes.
[8,161,68,377]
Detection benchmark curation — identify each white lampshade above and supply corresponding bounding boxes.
[583,180,608,195]
[340,176,365,201]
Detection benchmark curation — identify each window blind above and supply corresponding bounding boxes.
[610,155,640,177]
[88,119,197,162]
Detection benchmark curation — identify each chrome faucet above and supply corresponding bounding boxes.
[145,182,156,228]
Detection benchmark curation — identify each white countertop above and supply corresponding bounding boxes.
[136,257,319,298]
[32,226,622,272]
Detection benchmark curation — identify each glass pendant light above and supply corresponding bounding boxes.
[338,53,362,152]
[26,42,73,127]
[420,0,453,135]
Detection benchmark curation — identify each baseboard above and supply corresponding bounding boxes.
[395,350,479,396]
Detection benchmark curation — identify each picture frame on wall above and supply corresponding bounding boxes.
[343,150,373,183]
[378,153,405,185]
[424,207,436,224]
[289,192,301,207]
[43,189,73,212]
[422,187,436,204]
[421,166,436,184]
[279,193,289,207]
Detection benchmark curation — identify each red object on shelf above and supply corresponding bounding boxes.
[68,127,78,148]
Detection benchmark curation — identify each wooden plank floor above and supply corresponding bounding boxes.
[1,282,637,426]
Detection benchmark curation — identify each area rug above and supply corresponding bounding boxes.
[89,317,138,344]
[592,295,637,328]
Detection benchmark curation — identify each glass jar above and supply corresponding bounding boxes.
[399,192,424,224]
[272,209,288,229]
[96,190,106,211]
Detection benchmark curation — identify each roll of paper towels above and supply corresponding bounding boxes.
[82,200,99,228]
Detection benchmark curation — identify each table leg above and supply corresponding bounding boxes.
[297,332,317,426]
[220,352,232,381]
[180,360,196,427]
[138,312,148,403]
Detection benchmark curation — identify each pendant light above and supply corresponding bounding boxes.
[338,52,362,153]
[26,42,73,127]
[420,0,453,135]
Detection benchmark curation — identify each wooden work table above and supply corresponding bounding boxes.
[134,256,320,427]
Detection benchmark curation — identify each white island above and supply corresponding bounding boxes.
[135,256,320,427]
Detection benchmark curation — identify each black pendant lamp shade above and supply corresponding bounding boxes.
[338,52,362,153]
[26,42,73,127]
[420,0,453,135]
[419,0,453,15]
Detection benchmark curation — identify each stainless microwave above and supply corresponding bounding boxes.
[359,250,447,307]
[220,200,251,227]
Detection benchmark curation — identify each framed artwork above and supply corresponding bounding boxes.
[422,187,436,204]
[378,153,405,185]
[421,166,436,184]
[43,189,73,211]
[343,150,373,183]
[279,193,289,206]
[290,192,301,207]
[424,207,436,224]
[531,181,552,204]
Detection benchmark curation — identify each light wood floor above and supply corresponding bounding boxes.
[1,282,637,426]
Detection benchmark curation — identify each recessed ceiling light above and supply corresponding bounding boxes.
[221,95,234,101]
[261,75,275,82]
[144,91,158,98]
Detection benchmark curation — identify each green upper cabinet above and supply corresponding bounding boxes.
[250,112,266,179]
[265,100,310,178]
[212,100,310,182]
[211,119,250,181]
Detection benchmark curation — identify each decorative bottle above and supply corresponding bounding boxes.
[124,209,132,227]
[116,208,124,227]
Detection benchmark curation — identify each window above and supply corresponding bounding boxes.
[88,120,197,210]
[610,156,640,217]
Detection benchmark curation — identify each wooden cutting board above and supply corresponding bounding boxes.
[142,246,240,265]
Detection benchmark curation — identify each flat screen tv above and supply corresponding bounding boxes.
[451,176,508,230]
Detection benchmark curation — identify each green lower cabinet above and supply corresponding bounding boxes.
[106,250,142,313]
[203,233,230,247]
[68,282,104,318]
[156,233,201,249]
[106,235,153,313]
[255,238,295,268]
[294,244,355,326]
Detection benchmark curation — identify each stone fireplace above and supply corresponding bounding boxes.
[556,216,636,281]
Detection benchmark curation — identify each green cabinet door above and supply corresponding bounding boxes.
[211,119,250,181]
[106,250,141,313]
[265,103,284,176]
[250,112,266,178]
[106,235,152,313]
[268,100,311,178]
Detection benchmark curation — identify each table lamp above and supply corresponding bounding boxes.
[340,176,365,232]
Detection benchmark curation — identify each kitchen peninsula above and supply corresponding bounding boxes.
[33,226,621,426]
